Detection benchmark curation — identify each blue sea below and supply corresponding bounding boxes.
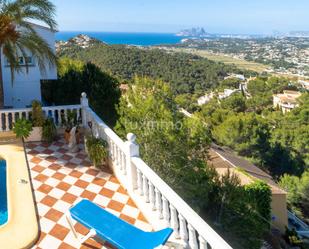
[56,32,184,46]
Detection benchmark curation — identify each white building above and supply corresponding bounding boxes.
[273,90,302,114]
[1,23,57,108]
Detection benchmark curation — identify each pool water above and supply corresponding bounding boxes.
[0,160,8,225]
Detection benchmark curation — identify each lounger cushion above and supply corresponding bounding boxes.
[70,199,173,249]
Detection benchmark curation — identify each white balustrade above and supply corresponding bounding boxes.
[130,156,233,249]
[0,105,81,131]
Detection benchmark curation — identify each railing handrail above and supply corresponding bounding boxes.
[131,156,232,249]
[0,104,81,114]
[85,107,125,150]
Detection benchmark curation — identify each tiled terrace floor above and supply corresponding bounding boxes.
[26,139,151,249]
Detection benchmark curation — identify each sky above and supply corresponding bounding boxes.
[51,0,309,34]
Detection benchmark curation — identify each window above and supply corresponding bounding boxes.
[18,57,24,65]
[6,56,34,66]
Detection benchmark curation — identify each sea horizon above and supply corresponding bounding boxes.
[56,31,184,46]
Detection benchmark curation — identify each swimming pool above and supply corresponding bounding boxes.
[0,160,7,226]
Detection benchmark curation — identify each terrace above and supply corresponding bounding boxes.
[0,93,232,249]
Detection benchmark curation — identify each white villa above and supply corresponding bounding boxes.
[273,90,302,114]
[1,23,57,108]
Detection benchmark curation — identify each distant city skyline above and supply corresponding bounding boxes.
[51,0,309,34]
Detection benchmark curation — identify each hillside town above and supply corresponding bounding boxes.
[170,37,309,77]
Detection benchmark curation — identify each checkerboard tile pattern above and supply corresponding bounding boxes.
[26,139,151,249]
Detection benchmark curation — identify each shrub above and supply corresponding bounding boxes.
[85,135,108,168]
[42,118,57,143]
[31,100,44,127]
[13,119,33,140]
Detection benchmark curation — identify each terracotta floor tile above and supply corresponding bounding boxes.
[99,188,114,198]
[92,177,106,187]
[31,157,43,164]
[81,190,96,201]
[58,242,77,249]
[117,186,127,194]
[49,163,62,171]
[108,175,119,184]
[61,193,78,204]
[86,168,99,176]
[46,156,57,162]
[52,172,66,180]
[45,208,63,222]
[69,170,83,178]
[120,213,135,224]
[137,212,148,223]
[74,223,89,236]
[37,184,53,194]
[32,165,45,173]
[49,224,70,241]
[127,198,138,208]
[41,196,58,207]
[34,174,49,182]
[56,182,71,191]
[74,179,89,188]
[107,200,125,212]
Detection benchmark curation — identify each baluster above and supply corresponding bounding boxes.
[162,197,170,226]
[12,112,16,124]
[51,109,56,123]
[170,205,180,239]
[122,152,127,175]
[149,183,156,210]
[116,145,120,166]
[76,108,80,122]
[5,113,9,131]
[117,147,122,170]
[58,109,62,126]
[64,109,68,123]
[108,138,113,158]
[179,214,189,248]
[155,189,163,219]
[111,141,115,161]
[0,113,3,131]
[137,170,144,196]
[188,224,198,249]
[199,236,208,249]
[142,175,150,203]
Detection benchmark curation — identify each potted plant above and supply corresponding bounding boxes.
[63,109,81,144]
[26,100,45,142]
[12,119,33,142]
[42,118,57,143]
[85,133,108,168]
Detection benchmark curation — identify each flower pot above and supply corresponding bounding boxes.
[25,127,43,142]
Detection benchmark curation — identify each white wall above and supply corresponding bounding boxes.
[1,23,57,108]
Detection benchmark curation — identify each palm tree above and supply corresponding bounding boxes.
[0,0,57,108]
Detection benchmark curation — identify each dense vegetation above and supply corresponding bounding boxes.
[196,76,309,224]
[42,58,120,125]
[115,77,272,249]
[58,43,252,95]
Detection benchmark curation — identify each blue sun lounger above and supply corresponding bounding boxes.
[66,199,173,249]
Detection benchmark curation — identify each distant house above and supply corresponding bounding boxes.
[1,22,57,108]
[298,80,309,90]
[273,90,302,114]
[224,74,246,81]
[218,89,239,100]
[208,144,288,233]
